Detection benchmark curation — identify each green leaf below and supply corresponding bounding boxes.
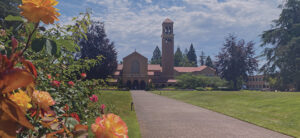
[45,39,58,56]
[31,38,46,52]
[64,117,79,130]
[5,15,24,22]
[56,39,78,52]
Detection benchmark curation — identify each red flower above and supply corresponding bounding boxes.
[89,94,98,102]
[51,80,60,87]
[68,81,75,87]
[11,36,18,51]
[81,73,87,79]
[63,104,69,112]
[70,112,80,123]
[47,74,52,79]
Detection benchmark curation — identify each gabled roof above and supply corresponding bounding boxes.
[174,66,208,73]
[123,51,147,60]
[163,18,173,23]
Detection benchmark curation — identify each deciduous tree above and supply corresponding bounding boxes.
[216,34,258,90]
[79,21,117,79]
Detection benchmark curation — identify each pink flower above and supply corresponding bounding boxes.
[68,81,75,87]
[101,104,106,110]
[52,80,60,87]
[100,104,106,114]
[81,73,87,79]
[11,36,18,50]
[89,94,98,102]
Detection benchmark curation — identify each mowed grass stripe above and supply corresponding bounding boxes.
[153,91,300,137]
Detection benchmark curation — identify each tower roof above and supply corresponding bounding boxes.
[163,18,173,23]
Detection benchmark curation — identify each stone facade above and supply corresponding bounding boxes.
[112,19,216,89]
[246,75,270,90]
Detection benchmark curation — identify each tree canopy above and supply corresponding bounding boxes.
[79,21,117,79]
[216,34,258,90]
[261,0,300,91]
[150,46,161,64]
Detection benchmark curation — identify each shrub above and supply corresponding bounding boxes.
[196,87,206,91]
[176,74,228,89]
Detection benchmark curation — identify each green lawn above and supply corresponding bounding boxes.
[153,91,300,137]
[89,91,141,138]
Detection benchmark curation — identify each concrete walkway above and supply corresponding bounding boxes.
[131,90,292,138]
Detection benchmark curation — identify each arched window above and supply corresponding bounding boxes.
[131,60,140,74]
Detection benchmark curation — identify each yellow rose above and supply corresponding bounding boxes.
[19,0,60,24]
[9,90,32,112]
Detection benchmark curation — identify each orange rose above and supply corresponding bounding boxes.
[32,90,55,111]
[91,114,128,138]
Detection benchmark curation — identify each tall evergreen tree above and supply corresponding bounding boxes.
[261,0,300,91]
[216,34,258,90]
[150,46,161,64]
[199,51,206,66]
[79,21,117,79]
[205,56,214,68]
[187,43,197,67]
[174,47,183,66]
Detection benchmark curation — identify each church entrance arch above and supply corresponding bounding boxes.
[140,80,146,90]
[126,80,131,89]
[133,80,139,90]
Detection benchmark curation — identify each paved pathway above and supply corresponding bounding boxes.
[131,90,292,138]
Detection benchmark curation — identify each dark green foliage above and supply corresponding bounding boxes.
[150,46,161,64]
[261,0,300,91]
[174,47,183,66]
[187,43,197,66]
[205,56,214,68]
[199,51,206,66]
[79,21,118,79]
[0,0,21,19]
[176,74,227,89]
[216,34,258,90]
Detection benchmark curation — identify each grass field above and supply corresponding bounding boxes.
[153,91,300,137]
[89,91,141,138]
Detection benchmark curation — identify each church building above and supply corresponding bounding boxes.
[113,18,216,89]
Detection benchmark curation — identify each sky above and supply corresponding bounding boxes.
[55,0,284,63]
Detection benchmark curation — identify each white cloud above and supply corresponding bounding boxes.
[61,0,283,62]
[145,0,152,4]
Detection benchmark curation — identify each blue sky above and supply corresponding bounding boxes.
[56,0,283,63]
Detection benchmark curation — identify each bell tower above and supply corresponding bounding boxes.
[161,18,174,78]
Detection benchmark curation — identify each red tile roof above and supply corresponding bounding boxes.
[117,64,123,70]
[148,64,162,71]
[163,18,173,23]
[148,72,154,75]
[167,79,177,83]
[174,66,207,73]
[114,71,120,75]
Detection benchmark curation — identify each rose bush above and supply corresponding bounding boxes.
[0,0,128,137]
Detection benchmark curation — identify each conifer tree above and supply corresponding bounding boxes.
[199,51,206,66]
[174,47,183,66]
[187,43,197,67]
[150,46,161,64]
[205,56,214,68]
